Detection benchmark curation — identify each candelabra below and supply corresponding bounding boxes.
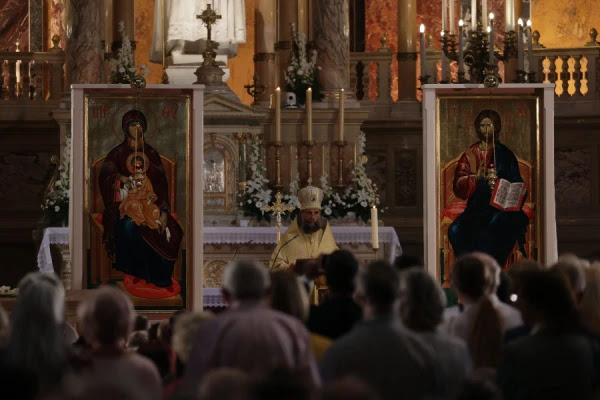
[304,140,315,185]
[442,22,517,84]
[335,141,346,190]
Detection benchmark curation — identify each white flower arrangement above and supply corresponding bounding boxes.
[43,132,71,226]
[109,21,149,84]
[238,137,272,221]
[0,285,17,296]
[320,174,346,219]
[283,23,323,105]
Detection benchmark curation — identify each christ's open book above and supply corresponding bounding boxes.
[490,179,527,211]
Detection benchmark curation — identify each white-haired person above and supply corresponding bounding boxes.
[399,268,471,397]
[181,260,320,394]
[66,286,162,400]
[2,272,68,398]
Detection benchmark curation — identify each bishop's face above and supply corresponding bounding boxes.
[477,117,495,142]
[300,209,321,234]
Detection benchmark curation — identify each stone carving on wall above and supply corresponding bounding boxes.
[394,149,417,207]
[555,147,592,206]
[204,134,237,215]
[204,260,227,288]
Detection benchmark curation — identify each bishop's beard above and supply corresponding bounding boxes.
[299,215,321,234]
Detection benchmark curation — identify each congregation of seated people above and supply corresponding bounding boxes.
[1,249,599,400]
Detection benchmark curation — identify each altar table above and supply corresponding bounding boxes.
[37,226,402,308]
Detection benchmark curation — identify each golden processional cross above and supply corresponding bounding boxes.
[196,4,222,67]
[262,192,296,243]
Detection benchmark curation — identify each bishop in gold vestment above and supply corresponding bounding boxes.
[270,186,338,271]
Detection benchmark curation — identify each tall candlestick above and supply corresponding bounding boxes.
[419,24,426,78]
[489,13,495,65]
[482,0,487,27]
[338,89,344,141]
[441,31,448,82]
[442,0,447,32]
[371,205,379,249]
[471,0,477,30]
[449,0,455,34]
[527,20,534,73]
[306,87,312,141]
[458,20,465,73]
[517,18,524,71]
[275,87,281,142]
[506,0,515,31]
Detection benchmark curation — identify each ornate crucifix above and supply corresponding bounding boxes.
[262,192,296,243]
[196,4,222,69]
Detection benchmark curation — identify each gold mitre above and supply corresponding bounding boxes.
[298,185,323,211]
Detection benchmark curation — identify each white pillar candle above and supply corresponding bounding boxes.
[420,24,426,78]
[517,18,524,71]
[371,205,379,249]
[527,19,534,74]
[482,0,487,27]
[449,0,455,34]
[338,88,344,142]
[458,19,465,73]
[306,87,312,141]
[471,0,477,30]
[506,0,515,31]
[489,13,495,65]
[275,87,281,142]
[441,30,448,82]
[442,0,447,32]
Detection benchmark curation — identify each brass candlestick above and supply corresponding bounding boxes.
[373,247,379,260]
[304,140,315,185]
[274,141,283,190]
[335,140,346,189]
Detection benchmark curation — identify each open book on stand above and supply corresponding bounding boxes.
[490,179,527,211]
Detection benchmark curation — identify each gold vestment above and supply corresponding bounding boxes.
[269,217,338,271]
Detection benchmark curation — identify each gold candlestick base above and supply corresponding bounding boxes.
[304,140,315,186]
[274,141,283,191]
[334,140,346,190]
[372,247,379,260]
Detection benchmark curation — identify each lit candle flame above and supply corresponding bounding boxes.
[420,24,425,33]
[459,19,464,27]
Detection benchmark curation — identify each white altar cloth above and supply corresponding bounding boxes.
[203,226,402,263]
[37,227,69,274]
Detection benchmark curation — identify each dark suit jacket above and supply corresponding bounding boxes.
[319,316,443,400]
[497,330,597,400]
[307,295,362,339]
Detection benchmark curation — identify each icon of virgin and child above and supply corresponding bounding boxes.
[448,109,530,268]
[99,109,183,297]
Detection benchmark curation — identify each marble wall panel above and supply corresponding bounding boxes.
[0,0,28,51]
[555,146,592,206]
[135,0,255,105]
[394,149,417,207]
[45,0,67,50]
[365,0,397,100]
[67,0,104,84]
[30,0,43,51]
[531,0,600,48]
[365,147,388,205]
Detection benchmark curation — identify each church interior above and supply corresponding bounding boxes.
[0,0,598,299]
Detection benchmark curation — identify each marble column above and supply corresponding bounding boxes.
[397,0,417,100]
[30,0,44,51]
[313,0,350,95]
[112,0,135,52]
[104,0,114,52]
[255,0,278,105]
[66,0,104,84]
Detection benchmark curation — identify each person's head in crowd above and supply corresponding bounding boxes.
[6,272,67,380]
[137,340,174,382]
[398,269,446,332]
[455,374,502,400]
[506,259,542,310]
[578,264,600,336]
[393,254,422,272]
[222,260,271,306]
[319,377,379,400]
[355,261,399,318]
[322,250,359,296]
[496,271,512,304]
[158,320,173,344]
[65,379,146,400]
[148,322,160,341]
[87,286,134,350]
[197,368,250,400]
[0,304,10,348]
[172,311,214,366]
[518,269,579,332]
[127,330,149,350]
[550,253,587,305]
[270,270,310,321]
[133,314,150,332]
[169,309,189,336]
[251,369,312,400]
[64,321,79,345]
[452,254,503,368]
